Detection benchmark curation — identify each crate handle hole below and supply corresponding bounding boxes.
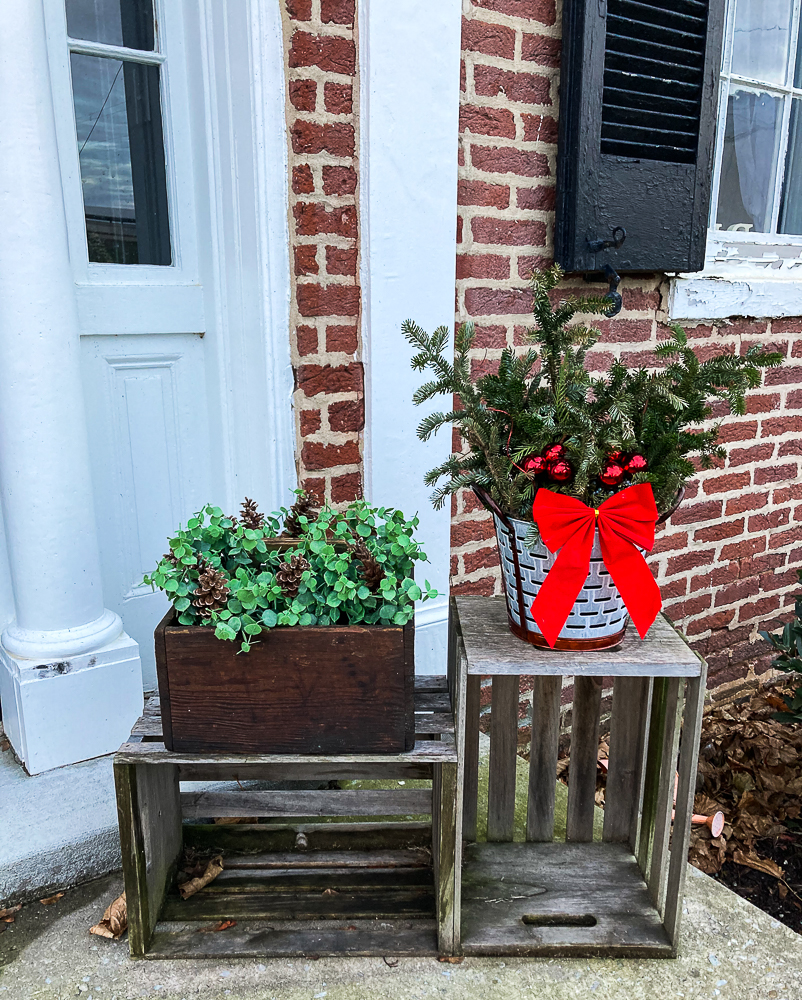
[521,913,597,928]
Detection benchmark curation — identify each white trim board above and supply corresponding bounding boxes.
[359,0,462,674]
[670,273,802,321]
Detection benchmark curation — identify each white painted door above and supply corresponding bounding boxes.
[45,0,294,688]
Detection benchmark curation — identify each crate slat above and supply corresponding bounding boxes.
[526,675,562,843]
[566,677,603,843]
[180,788,432,820]
[648,676,683,908]
[116,739,457,766]
[487,676,519,842]
[603,676,651,844]
[221,849,430,870]
[182,821,433,854]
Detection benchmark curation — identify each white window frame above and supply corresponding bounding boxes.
[671,0,802,320]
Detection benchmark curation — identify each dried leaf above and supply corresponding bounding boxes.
[438,956,464,964]
[213,817,251,825]
[90,892,127,940]
[733,850,785,880]
[179,855,224,900]
[198,919,237,933]
[322,888,339,896]
[0,738,10,752]
[39,893,64,905]
[0,905,21,923]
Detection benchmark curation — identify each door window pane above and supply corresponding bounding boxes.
[71,53,171,264]
[731,0,793,86]
[716,87,783,233]
[780,100,802,234]
[66,0,154,51]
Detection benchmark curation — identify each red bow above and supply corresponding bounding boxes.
[530,484,661,647]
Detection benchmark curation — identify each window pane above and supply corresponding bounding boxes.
[71,53,171,265]
[731,0,793,86]
[716,88,783,234]
[779,100,802,234]
[66,0,154,51]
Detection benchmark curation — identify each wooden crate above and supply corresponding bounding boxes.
[451,596,707,958]
[113,671,461,959]
[155,610,415,754]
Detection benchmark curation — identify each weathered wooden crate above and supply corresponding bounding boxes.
[451,596,707,958]
[113,671,461,959]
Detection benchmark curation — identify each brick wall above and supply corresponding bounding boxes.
[453,0,802,702]
[282,0,364,504]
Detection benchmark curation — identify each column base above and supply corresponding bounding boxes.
[0,632,143,775]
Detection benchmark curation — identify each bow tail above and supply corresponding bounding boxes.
[599,528,661,639]
[530,521,595,647]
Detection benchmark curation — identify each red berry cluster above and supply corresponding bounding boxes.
[523,443,573,483]
[599,451,648,488]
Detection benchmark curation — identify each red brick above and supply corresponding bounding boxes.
[473,65,552,106]
[760,566,800,593]
[595,319,653,344]
[692,520,744,542]
[774,483,802,503]
[685,609,736,636]
[764,364,802,386]
[713,578,759,608]
[748,509,791,532]
[740,552,787,579]
[664,594,712,620]
[289,79,317,111]
[302,439,360,470]
[331,471,363,503]
[521,113,560,143]
[296,324,318,356]
[286,0,312,18]
[702,471,750,494]
[725,492,769,515]
[460,105,517,139]
[296,362,363,396]
[670,500,723,525]
[470,358,499,378]
[457,215,464,243]
[294,244,318,276]
[473,0,556,25]
[769,525,802,549]
[517,186,556,211]
[689,562,740,591]
[472,324,508,348]
[465,286,532,316]
[794,338,802,357]
[705,623,752,654]
[666,549,716,576]
[517,255,553,279]
[325,246,357,276]
[738,594,784,623]
[651,530,689,553]
[292,164,315,194]
[329,399,364,432]
[718,420,758,443]
[294,203,357,238]
[300,409,321,435]
[754,462,798,485]
[322,165,357,196]
[461,17,515,59]
[775,318,802,335]
[291,120,355,156]
[786,388,802,408]
[301,475,326,499]
[470,144,550,177]
[297,283,360,318]
[746,393,780,414]
[321,0,354,24]
[762,414,802,435]
[457,254,510,280]
[289,31,356,74]
[324,82,352,114]
[457,179,510,208]
[720,536,766,562]
[521,32,561,66]
[450,553,459,576]
[463,546,501,574]
[659,577,688,599]
[325,324,358,353]
[471,217,546,246]
[618,285,661,311]
[617,350,668,369]
[584,350,615,373]
[452,519,496,546]
[451,576,497,596]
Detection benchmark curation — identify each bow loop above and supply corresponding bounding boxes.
[530,484,661,647]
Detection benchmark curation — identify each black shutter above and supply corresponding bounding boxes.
[555,0,725,274]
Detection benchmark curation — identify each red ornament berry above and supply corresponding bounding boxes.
[523,455,547,474]
[607,450,626,464]
[626,454,648,473]
[599,463,625,487]
[543,443,565,463]
[548,460,573,482]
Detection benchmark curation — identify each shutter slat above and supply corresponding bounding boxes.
[603,103,699,133]
[608,16,705,54]
[605,51,703,85]
[600,139,697,164]
[601,122,698,149]
[612,0,705,31]
[603,85,700,117]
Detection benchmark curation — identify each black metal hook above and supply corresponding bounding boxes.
[602,264,622,318]
[587,226,627,254]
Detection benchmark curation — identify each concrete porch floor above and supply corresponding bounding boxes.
[0,865,800,1000]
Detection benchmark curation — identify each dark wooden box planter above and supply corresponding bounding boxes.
[155,609,415,754]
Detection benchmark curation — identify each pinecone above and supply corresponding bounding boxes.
[282,490,320,538]
[163,550,178,567]
[351,536,384,592]
[192,560,231,616]
[276,553,310,599]
[240,497,264,529]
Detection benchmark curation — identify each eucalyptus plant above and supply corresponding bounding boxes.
[144,495,437,652]
[405,264,782,518]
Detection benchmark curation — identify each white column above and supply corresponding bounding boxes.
[360,0,462,672]
[0,0,142,774]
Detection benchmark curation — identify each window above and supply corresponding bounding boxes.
[66,0,171,265]
[713,0,802,238]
